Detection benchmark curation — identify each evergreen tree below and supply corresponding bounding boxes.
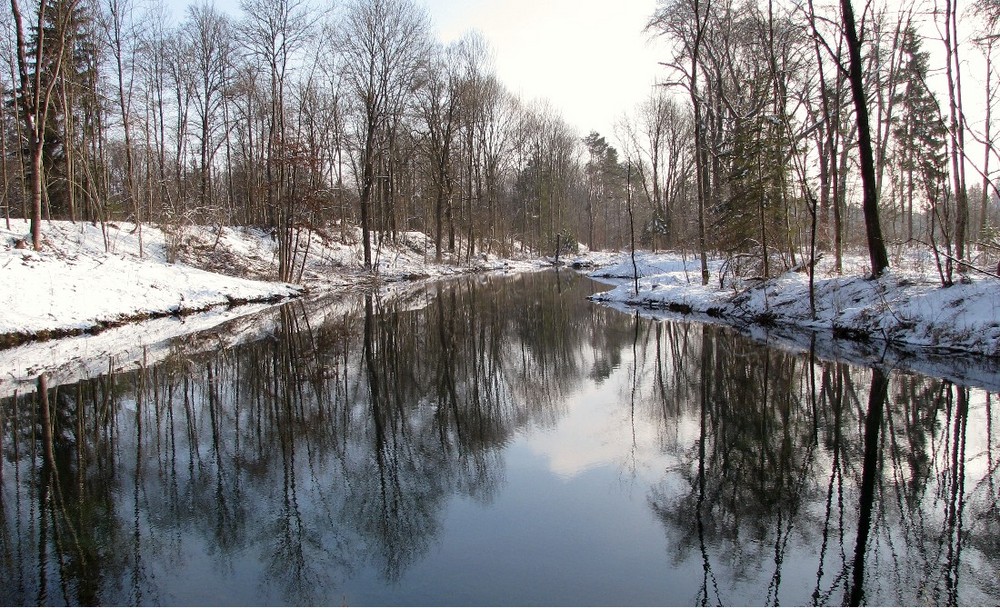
[715,73,792,277]
[582,132,627,250]
[23,0,99,219]
[891,26,949,270]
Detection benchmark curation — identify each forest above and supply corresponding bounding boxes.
[2,0,999,285]
[3,2,1000,601]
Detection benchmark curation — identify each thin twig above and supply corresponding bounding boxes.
[911,238,1000,279]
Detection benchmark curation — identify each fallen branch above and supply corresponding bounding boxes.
[911,238,1000,280]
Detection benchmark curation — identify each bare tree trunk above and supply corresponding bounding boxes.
[944,0,969,266]
[808,0,849,274]
[979,40,995,241]
[691,0,710,285]
[10,0,43,249]
[7,53,30,222]
[360,116,376,269]
[0,83,11,230]
[60,74,76,222]
[841,0,889,276]
[835,124,854,273]
[627,164,639,295]
[107,0,142,255]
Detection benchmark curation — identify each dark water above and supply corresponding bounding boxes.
[1,270,998,606]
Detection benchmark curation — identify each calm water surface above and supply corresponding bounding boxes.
[1,270,998,606]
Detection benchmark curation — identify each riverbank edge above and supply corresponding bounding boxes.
[0,291,299,350]
[584,263,1000,361]
[0,262,550,350]
[1,220,547,351]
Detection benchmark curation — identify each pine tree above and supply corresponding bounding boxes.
[23,0,99,220]
[891,26,950,278]
[717,75,792,277]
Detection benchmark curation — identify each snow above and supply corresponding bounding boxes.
[4,217,1000,396]
[588,252,719,281]
[1,220,301,340]
[582,250,1000,363]
[0,219,544,395]
[0,303,281,399]
[1,219,542,343]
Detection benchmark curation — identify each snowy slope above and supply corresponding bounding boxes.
[1,219,545,344]
[585,250,1000,359]
[1,220,301,341]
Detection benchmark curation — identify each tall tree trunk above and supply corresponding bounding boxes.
[981,41,994,239]
[10,0,43,249]
[60,75,76,222]
[691,0,710,285]
[110,0,141,255]
[841,0,890,276]
[945,0,969,265]
[360,113,377,269]
[0,91,10,230]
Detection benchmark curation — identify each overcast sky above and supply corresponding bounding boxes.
[424,0,666,140]
[190,0,667,142]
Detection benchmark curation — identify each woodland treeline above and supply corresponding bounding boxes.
[1,0,999,283]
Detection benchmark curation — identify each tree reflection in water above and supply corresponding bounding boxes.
[0,272,595,604]
[643,320,999,606]
[0,270,998,605]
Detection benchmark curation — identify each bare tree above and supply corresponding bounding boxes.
[417,41,461,261]
[239,0,314,280]
[0,10,26,229]
[617,89,686,251]
[456,30,494,260]
[973,35,999,239]
[134,2,172,225]
[100,0,143,253]
[335,0,430,270]
[941,0,970,269]
[160,27,196,221]
[315,28,349,238]
[184,1,234,217]
[511,102,581,255]
[648,0,712,284]
[474,72,519,254]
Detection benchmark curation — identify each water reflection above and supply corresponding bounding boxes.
[1,270,998,605]
[640,323,999,606]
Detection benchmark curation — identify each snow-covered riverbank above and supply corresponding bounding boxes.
[577,250,1000,359]
[1,220,299,344]
[0,219,540,346]
[6,218,1000,366]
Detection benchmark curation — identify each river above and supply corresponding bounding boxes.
[1,270,997,605]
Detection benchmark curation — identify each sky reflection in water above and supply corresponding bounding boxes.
[1,270,998,606]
